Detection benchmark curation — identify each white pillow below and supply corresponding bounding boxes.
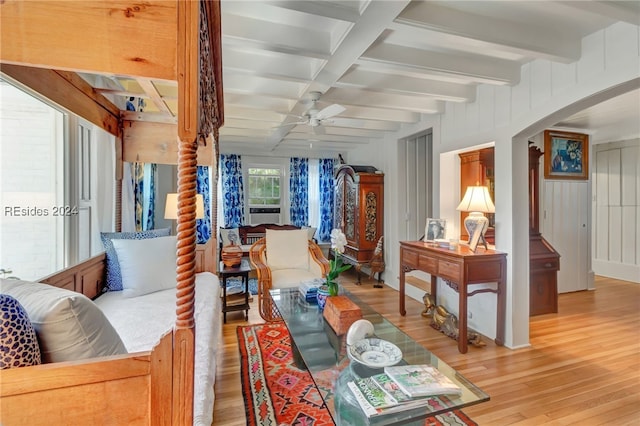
[1,279,127,363]
[112,236,178,298]
[305,226,317,241]
[266,229,309,271]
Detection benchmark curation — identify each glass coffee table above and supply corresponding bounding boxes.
[270,287,489,425]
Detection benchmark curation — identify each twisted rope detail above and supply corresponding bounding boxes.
[175,138,198,329]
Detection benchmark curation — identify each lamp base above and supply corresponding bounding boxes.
[464,212,490,249]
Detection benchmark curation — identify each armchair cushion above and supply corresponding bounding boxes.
[271,269,323,289]
[303,226,317,241]
[266,229,309,271]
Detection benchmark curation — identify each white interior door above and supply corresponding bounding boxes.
[402,131,432,240]
[541,180,590,293]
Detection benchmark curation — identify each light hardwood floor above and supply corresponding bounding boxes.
[213,274,640,425]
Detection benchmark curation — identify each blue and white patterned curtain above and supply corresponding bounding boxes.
[317,158,335,242]
[132,162,156,231]
[196,166,212,244]
[220,154,245,227]
[289,157,309,227]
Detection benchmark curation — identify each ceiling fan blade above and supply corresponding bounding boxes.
[312,125,326,136]
[284,113,306,119]
[271,120,307,129]
[315,103,345,120]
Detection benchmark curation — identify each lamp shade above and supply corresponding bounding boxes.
[164,193,205,219]
[456,186,495,213]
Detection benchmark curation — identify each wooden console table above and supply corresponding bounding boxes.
[399,241,507,354]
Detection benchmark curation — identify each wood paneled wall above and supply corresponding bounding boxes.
[592,139,640,282]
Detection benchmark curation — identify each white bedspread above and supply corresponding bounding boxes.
[95,272,221,426]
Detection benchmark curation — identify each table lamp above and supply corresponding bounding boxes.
[164,193,205,220]
[456,185,495,249]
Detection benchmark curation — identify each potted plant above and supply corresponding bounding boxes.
[326,229,352,295]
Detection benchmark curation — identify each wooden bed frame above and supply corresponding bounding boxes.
[0,1,223,424]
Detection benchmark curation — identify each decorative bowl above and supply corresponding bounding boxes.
[221,244,242,267]
[347,337,403,368]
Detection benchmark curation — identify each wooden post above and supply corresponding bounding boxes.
[173,0,199,424]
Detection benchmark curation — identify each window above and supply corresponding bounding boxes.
[0,79,114,280]
[248,167,281,206]
[0,80,65,280]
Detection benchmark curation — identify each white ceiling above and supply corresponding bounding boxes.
[218,0,640,156]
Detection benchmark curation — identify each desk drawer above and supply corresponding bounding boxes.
[402,249,437,275]
[438,260,461,282]
[419,255,437,275]
[530,257,559,272]
[403,249,420,269]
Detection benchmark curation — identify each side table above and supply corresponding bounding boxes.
[218,259,251,323]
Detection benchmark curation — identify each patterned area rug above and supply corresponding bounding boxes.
[237,322,478,426]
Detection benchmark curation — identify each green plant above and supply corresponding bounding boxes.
[327,229,351,296]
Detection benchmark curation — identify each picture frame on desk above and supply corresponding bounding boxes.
[424,218,446,242]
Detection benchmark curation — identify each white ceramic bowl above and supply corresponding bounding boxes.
[347,337,403,368]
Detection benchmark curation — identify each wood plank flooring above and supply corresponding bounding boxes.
[212,274,640,425]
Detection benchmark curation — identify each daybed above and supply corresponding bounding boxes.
[1,239,219,425]
[0,0,224,424]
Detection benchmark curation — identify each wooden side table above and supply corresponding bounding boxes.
[399,241,507,354]
[218,259,251,323]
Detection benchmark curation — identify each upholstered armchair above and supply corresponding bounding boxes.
[249,229,330,321]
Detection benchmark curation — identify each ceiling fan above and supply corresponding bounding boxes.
[280,91,346,135]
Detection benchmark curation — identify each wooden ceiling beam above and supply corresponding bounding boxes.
[136,78,174,116]
[1,64,120,136]
[122,120,212,166]
[0,0,177,81]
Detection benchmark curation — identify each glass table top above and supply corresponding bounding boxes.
[270,287,489,426]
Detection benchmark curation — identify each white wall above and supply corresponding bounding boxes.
[349,22,640,349]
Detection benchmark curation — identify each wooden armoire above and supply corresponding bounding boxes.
[529,145,561,316]
[333,165,384,270]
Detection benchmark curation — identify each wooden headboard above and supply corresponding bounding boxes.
[39,238,217,299]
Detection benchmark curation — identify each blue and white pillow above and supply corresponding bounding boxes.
[100,228,171,292]
[0,294,41,369]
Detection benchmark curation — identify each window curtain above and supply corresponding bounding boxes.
[131,162,156,232]
[121,162,136,232]
[317,158,335,242]
[196,165,212,244]
[308,159,319,229]
[289,157,309,227]
[220,154,245,227]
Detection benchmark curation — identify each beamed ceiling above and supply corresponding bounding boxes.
[78,0,640,156]
[219,0,639,155]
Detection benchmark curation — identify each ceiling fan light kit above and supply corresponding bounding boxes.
[275,91,346,134]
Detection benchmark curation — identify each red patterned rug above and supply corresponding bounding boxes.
[237,322,478,426]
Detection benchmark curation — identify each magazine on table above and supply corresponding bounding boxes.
[383,364,462,398]
[347,373,444,418]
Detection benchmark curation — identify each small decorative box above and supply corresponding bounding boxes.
[322,296,363,336]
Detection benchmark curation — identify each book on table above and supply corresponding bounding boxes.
[383,364,462,398]
[348,366,462,418]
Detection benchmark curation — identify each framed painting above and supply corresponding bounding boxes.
[544,130,589,180]
[424,218,446,242]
